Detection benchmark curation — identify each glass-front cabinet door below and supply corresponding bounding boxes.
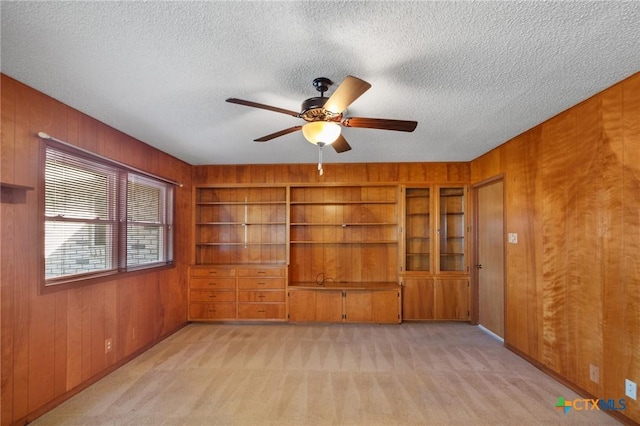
[404,187,431,272]
[437,186,466,272]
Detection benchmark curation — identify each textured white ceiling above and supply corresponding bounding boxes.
[2,1,639,166]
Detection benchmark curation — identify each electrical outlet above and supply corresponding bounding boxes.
[589,364,599,383]
[626,379,637,400]
[105,338,113,353]
[508,232,518,244]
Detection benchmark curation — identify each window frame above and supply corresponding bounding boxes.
[40,139,175,293]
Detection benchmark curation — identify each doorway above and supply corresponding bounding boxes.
[474,178,505,338]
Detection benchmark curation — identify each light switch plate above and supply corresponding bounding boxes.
[508,233,518,244]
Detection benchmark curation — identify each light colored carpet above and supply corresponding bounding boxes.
[31,322,619,425]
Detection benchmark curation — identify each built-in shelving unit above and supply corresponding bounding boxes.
[400,185,469,321]
[190,186,288,322]
[194,186,287,265]
[288,185,399,284]
[190,183,468,324]
[287,184,401,323]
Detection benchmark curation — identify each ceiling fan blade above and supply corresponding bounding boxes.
[331,134,352,153]
[342,117,418,132]
[226,98,300,118]
[323,76,371,114]
[254,126,302,142]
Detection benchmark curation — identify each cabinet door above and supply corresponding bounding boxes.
[434,279,469,320]
[402,278,434,320]
[344,290,400,323]
[288,290,316,322]
[315,291,344,322]
[404,187,432,272]
[371,290,401,323]
[437,187,467,273]
[344,291,372,322]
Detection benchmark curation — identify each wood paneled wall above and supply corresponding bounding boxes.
[1,75,192,426]
[471,72,639,424]
[193,162,470,185]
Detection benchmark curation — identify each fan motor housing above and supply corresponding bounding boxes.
[300,97,341,122]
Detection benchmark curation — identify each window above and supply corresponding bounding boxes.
[43,142,174,287]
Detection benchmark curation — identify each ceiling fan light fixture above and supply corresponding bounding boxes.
[302,121,341,146]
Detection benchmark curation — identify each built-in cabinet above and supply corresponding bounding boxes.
[191,183,468,323]
[400,185,470,320]
[190,186,288,322]
[188,265,287,321]
[288,285,401,323]
[287,185,401,322]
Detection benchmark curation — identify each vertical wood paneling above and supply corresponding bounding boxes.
[12,80,33,420]
[53,292,68,396]
[27,89,57,412]
[65,288,85,389]
[600,82,625,412]
[572,97,603,395]
[503,129,542,359]
[471,72,640,425]
[540,109,575,378]
[0,75,16,426]
[1,74,191,425]
[620,75,640,422]
[192,162,470,186]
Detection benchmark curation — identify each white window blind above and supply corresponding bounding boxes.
[44,143,174,285]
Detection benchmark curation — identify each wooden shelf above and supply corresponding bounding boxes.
[289,185,399,286]
[196,201,286,205]
[196,222,286,225]
[290,200,395,205]
[0,182,35,191]
[1,182,34,204]
[194,186,287,265]
[291,222,396,226]
[290,240,397,244]
[196,242,286,246]
[289,281,400,290]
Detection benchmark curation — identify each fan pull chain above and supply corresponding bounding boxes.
[317,142,325,176]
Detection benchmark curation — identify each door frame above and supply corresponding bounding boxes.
[470,175,506,332]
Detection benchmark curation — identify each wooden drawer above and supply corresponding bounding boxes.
[238,277,285,289]
[237,303,286,320]
[190,267,237,277]
[190,277,236,289]
[237,267,285,277]
[189,302,236,319]
[238,290,285,303]
[190,290,236,302]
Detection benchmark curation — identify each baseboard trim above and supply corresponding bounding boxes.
[477,324,504,343]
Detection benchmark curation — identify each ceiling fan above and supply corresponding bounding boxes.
[226,75,418,154]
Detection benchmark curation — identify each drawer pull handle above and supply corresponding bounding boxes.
[257,282,266,285]
[208,309,216,313]
[208,294,216,298]
[257,271,266,274]
[208,282,217,286]
[258,310,266,313]
[258,295,265,298]
[209,271,217,274]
